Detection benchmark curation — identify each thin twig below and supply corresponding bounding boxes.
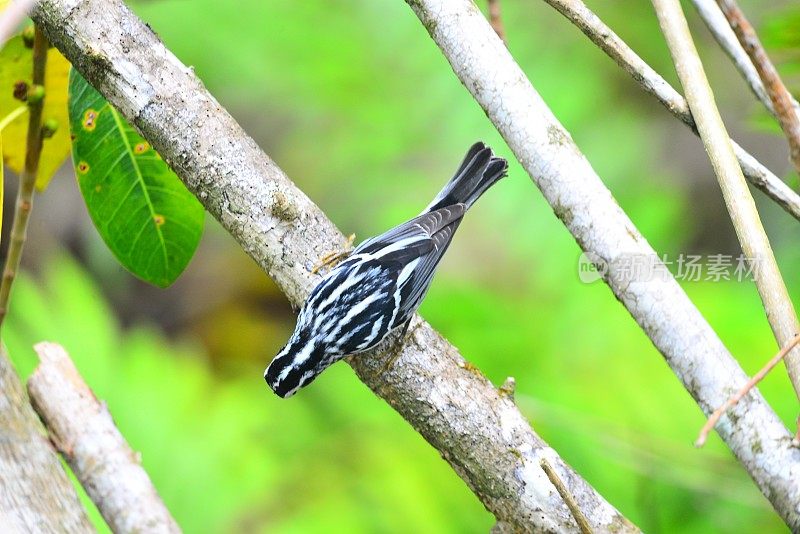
[540,458,593,534]
[794,415,800,447]
[0,26,47,327]
[690,0,778,116]
[696,333,800,447]
[651,0,800,401]
[539,0,800,222]
[487,0,506,44]
[716,0,800,176]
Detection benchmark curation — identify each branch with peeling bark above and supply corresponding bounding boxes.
[0,348,92,532]
[403,0,800,529]
[540,0,800,222]
[29,0,637,531]
[27,342,180,534]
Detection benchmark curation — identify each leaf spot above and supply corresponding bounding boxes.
[134,141,150,154]
[153,214,165,226]
[82,109,99,131]
[77,161,90,174]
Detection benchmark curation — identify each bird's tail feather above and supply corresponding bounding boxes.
[423,142,508,213]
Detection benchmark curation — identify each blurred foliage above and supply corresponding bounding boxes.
[6,254,489,533]
[2,0,799,532]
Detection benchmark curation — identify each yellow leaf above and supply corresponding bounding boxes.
[0,133,4,238]
[0,34,71,190]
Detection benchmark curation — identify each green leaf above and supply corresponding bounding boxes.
[0,34,72,190]
[68,69,204,287]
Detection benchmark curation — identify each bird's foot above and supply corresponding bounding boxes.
[312,233,355,274]
[379,319,417,374]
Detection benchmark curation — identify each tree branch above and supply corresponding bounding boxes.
[402,0,800,528]
[540,0,800,222]
[30,0,636,531]
[0,26,48,328]
[540,458,592,534]
[714,0,800,177]
[696,334,800,447]
[0,347,93,532]
[487,0,506,44]
[651,0,800,405]
[27,342,180,534]
[691,0,800,134]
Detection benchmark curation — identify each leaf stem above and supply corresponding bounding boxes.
[0,26,49,328]
[0,106,28,132]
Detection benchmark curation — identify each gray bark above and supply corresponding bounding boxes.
[404,0,800,529]
[30,0,638,531]
[27,342,181,534]
[0,347,93,533]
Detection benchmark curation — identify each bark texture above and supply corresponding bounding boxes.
[30,0,637,531]
[403,0,800,528]
[0,348,93,533]
[27,342,180,534]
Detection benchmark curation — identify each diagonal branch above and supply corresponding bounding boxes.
[714,0,800,177]
[28,342,180,534]
[651,0,800,406]
[690,0,789,118]
[30,0,636,531]
[539,0,800,222]
[691,0,800,138]
[403,0,800,528]
[0,347,93,532]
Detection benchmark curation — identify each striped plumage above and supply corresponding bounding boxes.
[265,142,508,397]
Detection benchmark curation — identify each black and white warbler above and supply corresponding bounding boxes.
[265,142,508,397]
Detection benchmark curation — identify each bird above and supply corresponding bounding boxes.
[265,142,508,397]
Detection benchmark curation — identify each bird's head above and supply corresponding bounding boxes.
[264,331,333,398]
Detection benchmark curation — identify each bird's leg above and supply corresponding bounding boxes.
[380,318,414,374]
[312,233,355,274]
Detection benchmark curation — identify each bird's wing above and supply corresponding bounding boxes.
[354,204,466,259]
[392,219,461,327]
[350,205,466,328]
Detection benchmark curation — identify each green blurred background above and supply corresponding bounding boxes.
[4,0,800,532]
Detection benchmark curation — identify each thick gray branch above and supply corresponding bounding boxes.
[0,348,93,532]
[403,0,800,528]
[31,0,637,531]
[541,0,800,222]
[27,342,180,534]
